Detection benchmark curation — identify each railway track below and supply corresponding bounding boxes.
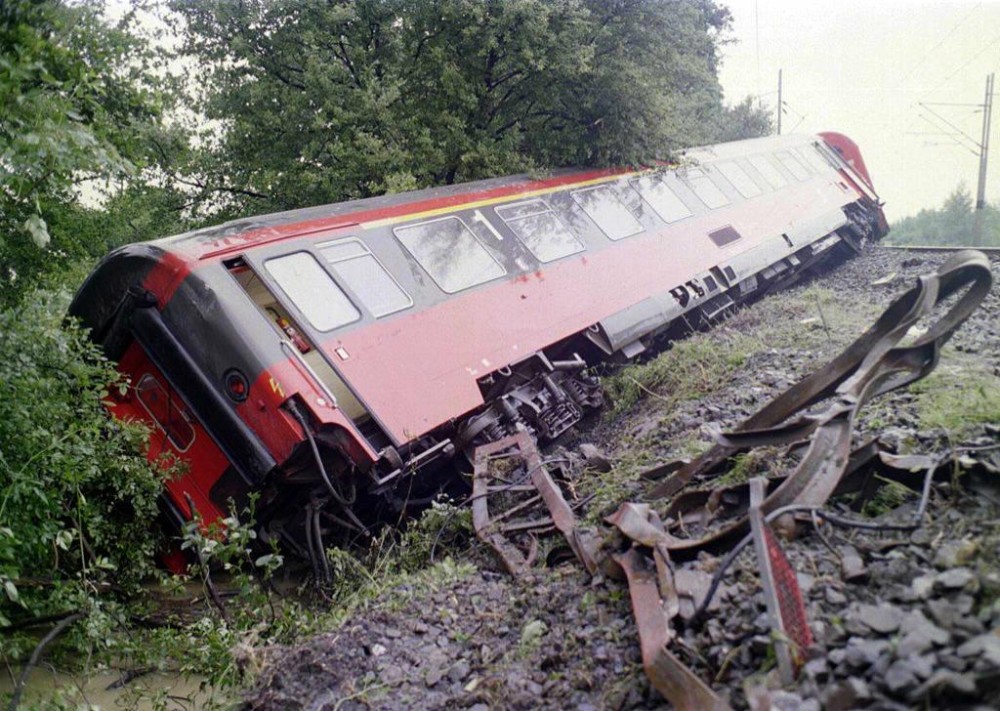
[885,244,1000,255]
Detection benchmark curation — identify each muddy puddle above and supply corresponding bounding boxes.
[1,666,219,710]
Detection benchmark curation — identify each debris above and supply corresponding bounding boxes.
[614,548,731,711]
[471,433,597,576]
[646,251,993,557]
[871,271,897,286]
[579,443,612,472]
[747,478,811,684]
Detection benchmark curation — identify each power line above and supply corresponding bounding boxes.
[920,30,1000,99]
[901,2,982,85]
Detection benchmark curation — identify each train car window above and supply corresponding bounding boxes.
[394,216,506,293]
[775,151,811,181]
[136,373,194,451]
[319,238,413,317]
[571,185,644,240]
[797,145,834,173]
[717,162,763,198]
[265,252,360,331]
[495,199,584,262]
[748,154,788,189]
[681,168,730,209]
[629,175,692,223]
[708,225,743,248]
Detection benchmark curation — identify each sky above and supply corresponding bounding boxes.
[716,0,1000,222]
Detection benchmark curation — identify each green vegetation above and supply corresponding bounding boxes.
[166,0,768,217]
[604,330,764,417]
[887,183,1000,247]
[0,289,165,653]
[911,361,1000,432]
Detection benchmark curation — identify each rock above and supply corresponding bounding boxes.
[956,632,1000,666]
[896,610,950,657]
[380,665,405,686]
[857,602,904,634]
[803,657,829,681]
[520,620,548,645]
[926,597,964,630]
[824,677,871,711]
[844,637,890,669]
[425,666,446,687]
[911,574,935,599]
[825,588,847,605]
[910,670,978,701]
[448,660,471,683]
[368,643,388,657]
[935,567,979,592]
[932,539,978,569]
[897,630,934,658]
[840,547,868,582]
[884,659,920,695]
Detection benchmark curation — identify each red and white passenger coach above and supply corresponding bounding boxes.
[70,132,886,570]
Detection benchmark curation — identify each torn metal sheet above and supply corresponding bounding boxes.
[472,433,598,576]
[646,251,993,558]
[615,548,732,711]
[748,478,811,685]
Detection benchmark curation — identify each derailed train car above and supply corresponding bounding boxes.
[70,132,886,570]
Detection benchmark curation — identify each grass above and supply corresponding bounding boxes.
[603,330,765,418]
[911,360,1000,432]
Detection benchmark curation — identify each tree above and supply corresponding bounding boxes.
[167,0,770,216]
[888,183,1000,247]
[0,0,172,304]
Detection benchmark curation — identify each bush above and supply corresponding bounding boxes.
[0,285,164,651]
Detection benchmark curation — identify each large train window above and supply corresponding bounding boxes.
[748,155,788,189]
[319,238,412,317]
[681,168,730,209]
[495,199,584,262]
[717,162,763,198]
[775,151,810,181]
[796,145,834,173]
[265,252,360,331]
[394,216,506,293]
[136,373,194,451]
[630,175,692,223]
[571,185,643,240]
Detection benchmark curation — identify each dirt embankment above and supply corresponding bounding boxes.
[241,247,1000,710]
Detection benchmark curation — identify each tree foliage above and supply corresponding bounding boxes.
[0,290,164,644]
[888,183,1000,247]
[0,0,178,304]
[168,0,769,216]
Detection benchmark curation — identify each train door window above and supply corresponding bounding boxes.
[319,238,412,317]
[717,162,763,198]
[571,185,644,240]
[265,252,360,331]
[630,175,693,223]
[682,168,730,209]
[394,216,506,293]
[748,154,788,189]
[136,373,194,451]
[495,199,584,262]
[775,151,810,181]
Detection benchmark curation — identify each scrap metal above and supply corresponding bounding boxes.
[648,250,992,558]
[472,251,993,709]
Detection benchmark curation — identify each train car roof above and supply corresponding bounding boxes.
[150,133,827,262]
